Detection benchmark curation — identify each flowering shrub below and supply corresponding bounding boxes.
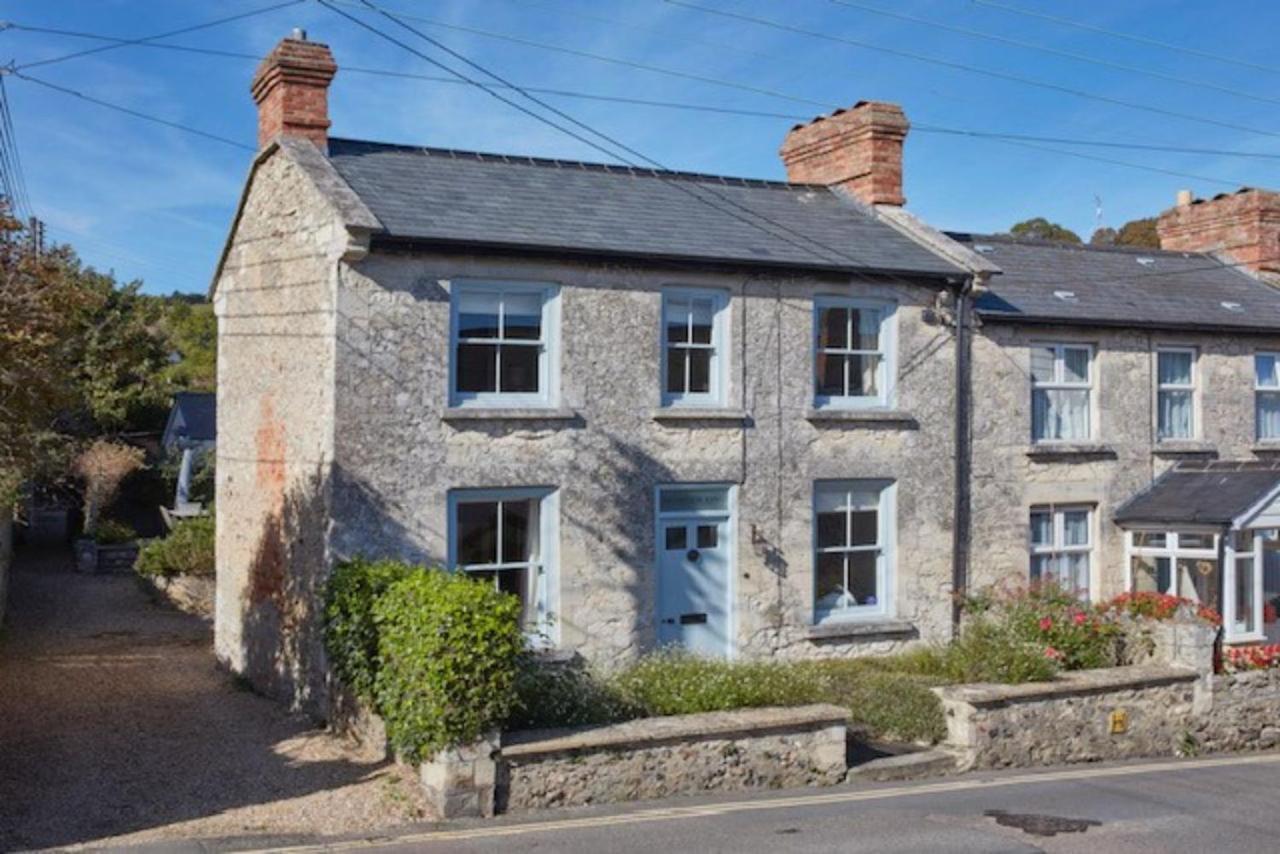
[1224,644,1280,672]
[1101,591,1221,626]
[967,581,1123,671]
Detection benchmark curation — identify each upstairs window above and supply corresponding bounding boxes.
[450,282,558,407]
[1029,505,1092,598]
[1156,348,1197,440]
[662,288,728,406]
[1256,352,1280,440]
[814,298,895,408]
[1031,344,1092,442]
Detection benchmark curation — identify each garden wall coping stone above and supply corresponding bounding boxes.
[934,665,1199,707]
[501,703,849,759]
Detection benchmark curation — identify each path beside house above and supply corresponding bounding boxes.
[0,547,424,851]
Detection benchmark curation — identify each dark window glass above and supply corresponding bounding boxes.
[688,350,712,393]
[815,553,845,601]
[666,311,689,344]
[457,501,499,566]
[502,500,533,564]
[850,510,878,546]
[665,526,687,550]
[667,348,687,393]
[697,524,718,549]
[847,354,880,396]
[817,353,845,397]
[457,344,497,393]
[817,511,845,549]
[847,551,877,604]
[852,309,879,349]
[503,293,542,341]
[690,300,714,345]
[820,307,847,350]
[500,346,539,393]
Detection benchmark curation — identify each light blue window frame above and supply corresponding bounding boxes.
[446,486,560,645]
[812,479,896,624]
[448,280,560,408]
[812,296,897,409]
[660,287,729,408]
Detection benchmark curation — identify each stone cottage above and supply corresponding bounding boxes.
[213,33,1280,713]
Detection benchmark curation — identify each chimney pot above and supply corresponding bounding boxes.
[251,33,337,151]
[1176,189,1193,207]
[778,101,909,206]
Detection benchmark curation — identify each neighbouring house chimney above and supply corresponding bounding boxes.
[1157,187,1280,276]
[779,101,909,206]
[251,32,337,151]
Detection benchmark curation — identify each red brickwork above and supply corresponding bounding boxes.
[778,101,909,206]
[1157,189,1280,275]
[251,37,338,151]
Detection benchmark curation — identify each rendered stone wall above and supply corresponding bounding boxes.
[1200,669,1280,753]
[968,322,1280,601]
[213,144,350,714]
[496,705,848,812]
[331,252,960,667]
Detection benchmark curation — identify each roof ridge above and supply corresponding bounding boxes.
[326,136,829,191]
[947,230,1215,259]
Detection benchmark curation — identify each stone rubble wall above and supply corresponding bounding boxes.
[1199,669,1280,753]
[138,573,216,621]
[497,705,848,812]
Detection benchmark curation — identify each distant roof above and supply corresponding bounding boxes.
[1114,461,1280,526]
[166,392,216,444]
[324,138,963,279]
[949,233,1280,332]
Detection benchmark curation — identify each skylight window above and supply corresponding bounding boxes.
[1053,290,1078,303]
[1221,301,1244,313]
[1136,257,1157,267]
[973,244,996,254]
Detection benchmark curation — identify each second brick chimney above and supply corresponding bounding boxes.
[251,30,337,151]
[779,101,909,206]
[1157,188,1280,276]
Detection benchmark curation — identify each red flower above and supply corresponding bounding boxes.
[1072,612,1087,626]
[1039,616,1054,632]
[1044,646,1064,660]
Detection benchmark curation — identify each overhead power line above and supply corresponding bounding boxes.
[11,0,307,71]
[972,0,1280,78]
[8,71,254,151]
[828,0,1280,108]
[665,0,1280,142]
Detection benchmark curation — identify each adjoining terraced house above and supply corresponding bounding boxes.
[212,33,1280,713]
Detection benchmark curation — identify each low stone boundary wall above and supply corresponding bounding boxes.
[138,573,215,620]
[1199,668,1280,753]
[935,666,1200,770]
[416,704,849,818]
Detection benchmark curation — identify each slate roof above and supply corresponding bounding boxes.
[324,138,963,278]
[166,392,216,444]
[1114,461,1280,526]
[949,233,1280,332]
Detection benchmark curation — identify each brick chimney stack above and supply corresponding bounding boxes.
[251,30,337,151]
[1157,188,1280,276]
[779,101,909,206]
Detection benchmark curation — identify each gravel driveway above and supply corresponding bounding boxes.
[0,548,424,851]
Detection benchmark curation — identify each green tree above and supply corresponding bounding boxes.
[1009,217,1082,244]
[159,299,216,392]
[1115,217,1160,248]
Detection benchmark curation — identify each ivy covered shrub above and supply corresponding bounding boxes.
[322,558,416,701]
[373,569,526,762]
[135,514,213,577]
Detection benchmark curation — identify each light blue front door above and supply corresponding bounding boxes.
[657,514,731,656]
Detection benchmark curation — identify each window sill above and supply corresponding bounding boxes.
[806,619,917,642]
[652,408,749,425]
[805,408,917,428]
[443,407,580,423]
[1025,442,1117,460]
[1253,442,1280,454]
[1153,441,1217,457]
[1225,632,1268,646]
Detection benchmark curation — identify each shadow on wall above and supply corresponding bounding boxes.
[237,462,428,717]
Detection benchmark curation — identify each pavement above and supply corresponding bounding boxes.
[0,547,424,852]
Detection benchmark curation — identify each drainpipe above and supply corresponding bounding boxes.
[952,273,985,634]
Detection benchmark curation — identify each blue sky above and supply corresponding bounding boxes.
[5,0,1280,295]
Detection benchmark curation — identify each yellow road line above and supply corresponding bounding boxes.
[261,751,1280,851]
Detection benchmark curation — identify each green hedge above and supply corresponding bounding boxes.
[134,515,212,577]
[373,570,526,762]
[323,558,416,701]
